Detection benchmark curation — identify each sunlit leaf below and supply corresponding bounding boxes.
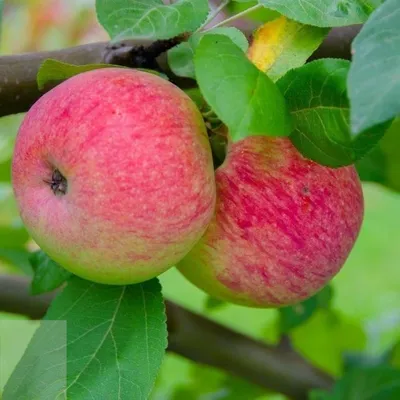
[247,16,328,81]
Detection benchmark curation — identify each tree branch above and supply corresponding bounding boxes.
[0,274,333,400]
[0,25,360,118]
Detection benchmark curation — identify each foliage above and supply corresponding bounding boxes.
[258,0,381,27]
[96,0,209,41]
[37,59,118,90]
[4,277,167,399]
[0,0,400,399]
[348,0,400,134]
[277,59,387,167]
[316,366,400,399]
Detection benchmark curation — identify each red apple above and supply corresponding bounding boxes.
[12,68,216,285]
[177,136,363,307]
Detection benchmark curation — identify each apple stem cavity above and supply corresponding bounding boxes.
[45,169,67,196]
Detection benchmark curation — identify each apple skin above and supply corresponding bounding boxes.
[12,68,216,285]
[177,137,363,307]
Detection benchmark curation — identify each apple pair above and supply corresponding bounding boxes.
[12,68,363,307]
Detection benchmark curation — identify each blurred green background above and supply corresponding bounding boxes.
[0,1,399,399]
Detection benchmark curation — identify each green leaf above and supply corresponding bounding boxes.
[4,277,167,400]
[277,59,386,167]
[279,285,333,334]
[0,183,29,249]
[194,34,292,141]
[168,28,248,79]
[29,251,71,295]
[37,59,117,90]
[348,0,400,135]
[259,0,381,27]
[247,17,328,81]
[356,118,400,192]
[326,366,400,399]
[96,0,209,41]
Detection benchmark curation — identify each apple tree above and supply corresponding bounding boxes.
[0,1,400,399]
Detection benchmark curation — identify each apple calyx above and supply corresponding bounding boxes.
[45,169,67,196]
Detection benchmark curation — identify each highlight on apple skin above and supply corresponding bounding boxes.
[177,136,364,307]
[12,68,216,285]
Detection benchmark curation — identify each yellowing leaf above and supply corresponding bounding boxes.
[247,16,328,81]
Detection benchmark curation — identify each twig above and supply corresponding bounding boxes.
[0,26,360,118]
[203,4,263,32]
[0,274,333,399]
[196,0,230,32]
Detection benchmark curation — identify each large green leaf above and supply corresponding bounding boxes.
[0,318,41,393]
[194,34,292,141]
[356,118,400,192]
[277,59,386,167]
[4,277,167,400]
[96,0,209,41]
[29,251,71,295]
[348,0,400,134]
[259,0,381,27]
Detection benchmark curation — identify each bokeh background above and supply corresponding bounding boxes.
[1,1,400,399]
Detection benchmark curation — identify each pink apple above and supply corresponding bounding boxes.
[12,68,216,285]
[177,136,363,307]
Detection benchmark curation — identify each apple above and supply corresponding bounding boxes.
[12,68,216,285]
[177,136,363,307]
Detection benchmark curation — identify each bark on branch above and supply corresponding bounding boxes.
[0,274,333,399]
[0,25,360,118]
